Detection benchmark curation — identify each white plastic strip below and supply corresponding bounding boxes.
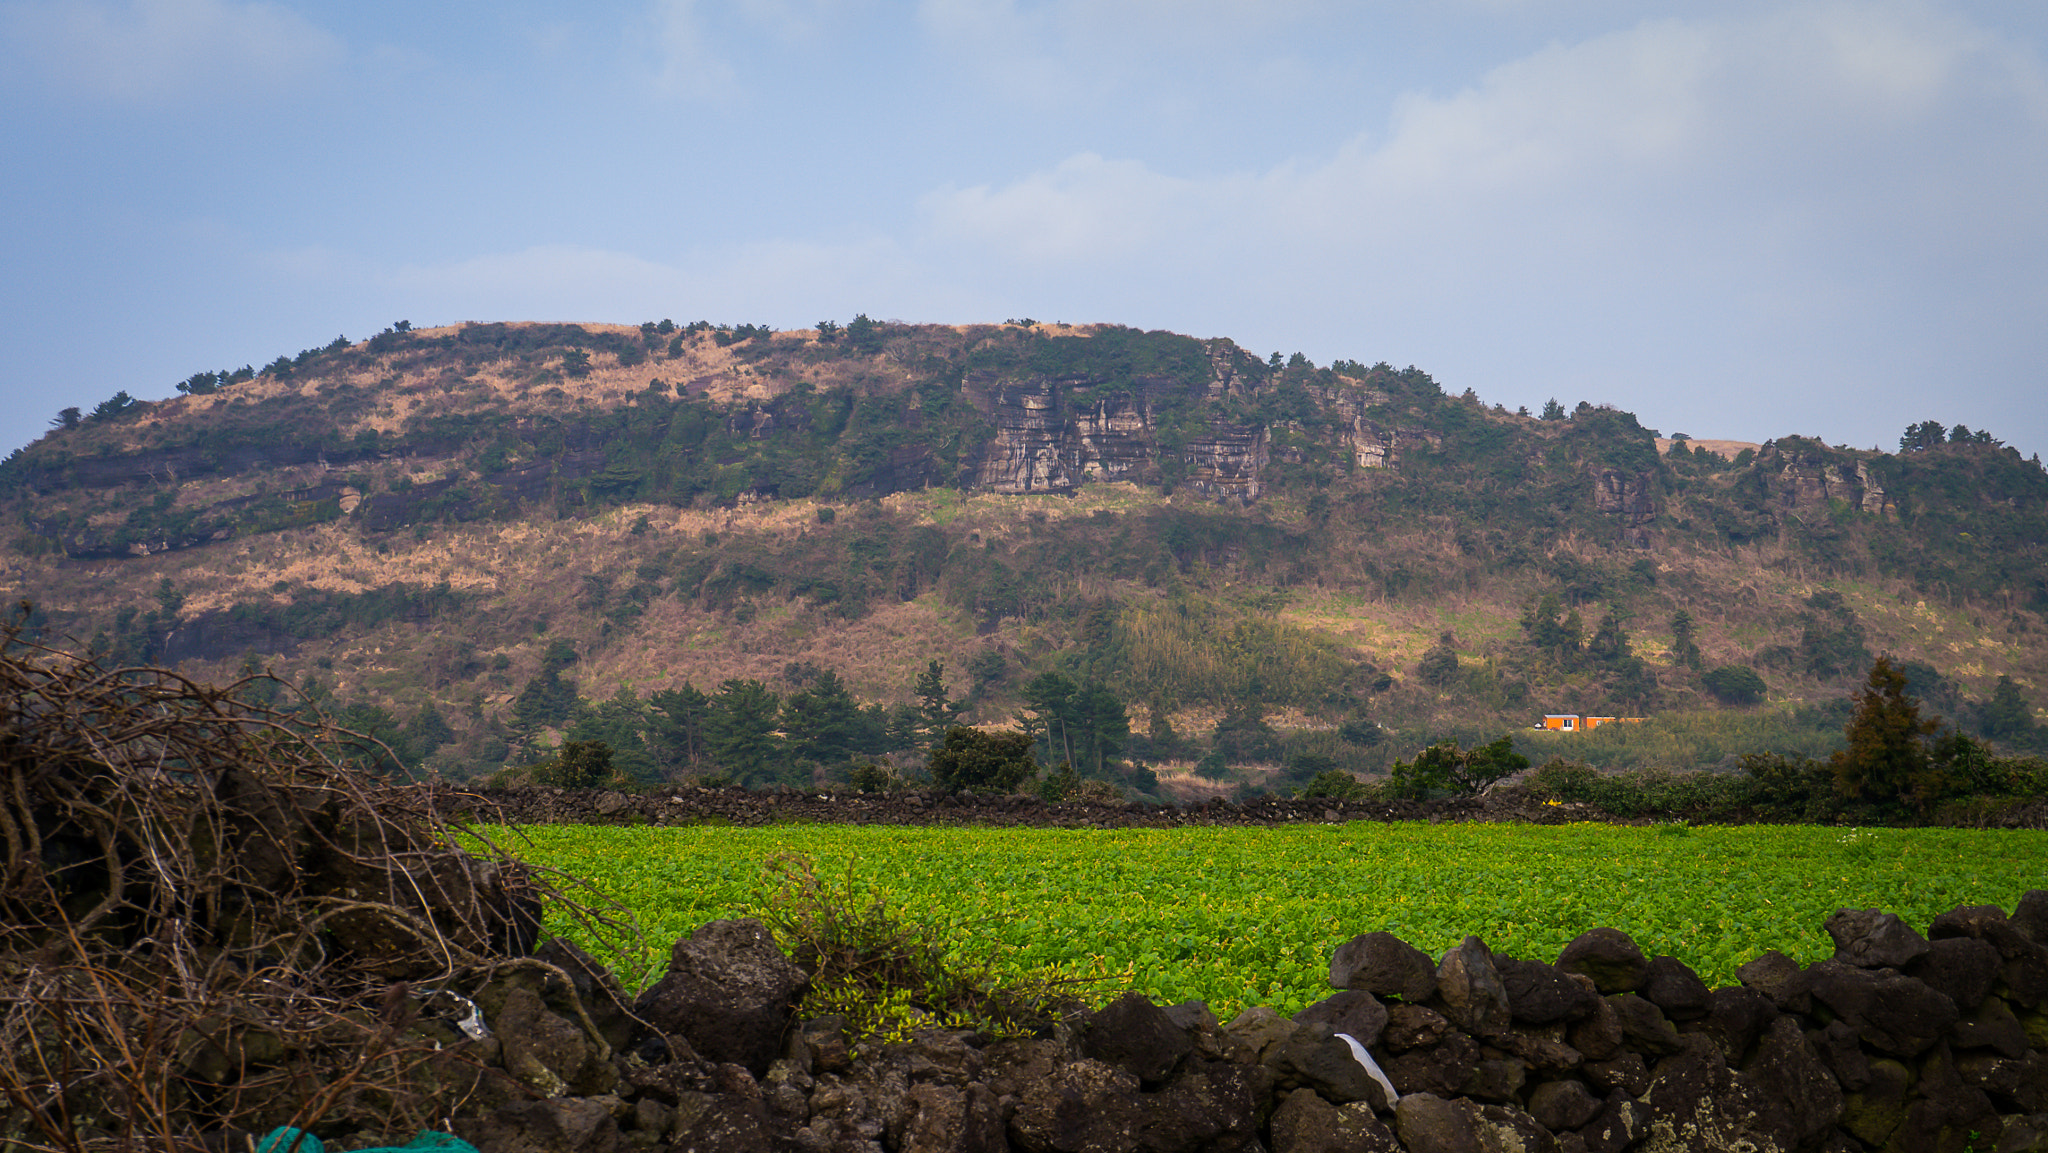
[1334,1032,1402,1107]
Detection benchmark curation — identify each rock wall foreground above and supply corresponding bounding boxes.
[436,895,2048,1153]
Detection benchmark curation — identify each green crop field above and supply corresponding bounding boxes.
[498,821,2048,1022]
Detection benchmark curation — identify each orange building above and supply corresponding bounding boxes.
[1536,715,1647,732]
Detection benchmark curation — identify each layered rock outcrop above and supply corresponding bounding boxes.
[1767,443,1895,517]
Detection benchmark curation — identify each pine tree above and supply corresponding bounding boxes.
[912,660,961,747]
[1831,655,1944,812]
[1670,611,1702,669]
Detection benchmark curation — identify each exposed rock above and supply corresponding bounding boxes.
[1608,994,1683,1057]
[2015,890,2048,945]
[1394,1093,1558,1153]
[1267,1088,1402,1153]
[1557,929,1649,994]
[898,1083,1006,1153]
[1909,936,2005,1013]
[1381,1004,1453,1052]
[1263,1027,1389,1109]
[454,1097,624,1153]
[632,918,809,1075]
[1528,1079,1604,1132]
[1955,1000,2034,1068]
[1827,907,1933,969]
[1293,989,1390,1049]
[1639,956,1712,1021]
[1079,992,1190,1085]
[1435,936,1512,1037]
[1581,1052,1649,1097]
[1566,992,1626,1062]
[1738,950,1817,1013]
[1742,1015,1845,1148]
[1331,932,1439,1003]
[1498,958,1601,1026]
[1807,960,1960,1057]
[1383,1029,1482,1098]
[1592,468,1657,547]
[496,983,614,1097]
[1688,985,1777,1066]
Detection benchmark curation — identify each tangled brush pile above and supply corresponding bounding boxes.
[0,607,595,1151]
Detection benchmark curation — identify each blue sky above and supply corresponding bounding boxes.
[4,0,2045,460]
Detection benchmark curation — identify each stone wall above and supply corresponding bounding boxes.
[433,897,2048,1153]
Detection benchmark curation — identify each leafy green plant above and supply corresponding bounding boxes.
[759,855,1068,1043]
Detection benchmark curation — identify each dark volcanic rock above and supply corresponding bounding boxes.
[1807,960,1960,1057]
[1906,935,2004,1013]
[1827,907,1932,969]
[1688,985,1777,1066]
[1330,931,1438,1003]
[1268,1088,1402,1153]
[1737,949,1817,1013]
[1435,936,1512,1037]
[1742,1015,1845,1148]
[1497,957,1600,1026]
[1556,929,1648,994]
[1294,989,1390,1048]
[1639,955,1712,1021]
[1080,992,1191,1085]
[633,918,809,1076]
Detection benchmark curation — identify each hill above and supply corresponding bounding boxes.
[3,318,2044,794]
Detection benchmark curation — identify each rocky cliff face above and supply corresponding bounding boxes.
[1593,469,1659,548]
[1770,446,1894,516]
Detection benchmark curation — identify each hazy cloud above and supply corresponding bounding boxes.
[919,4,2048,271]
[647,0,738,99]
[0,0,342,102]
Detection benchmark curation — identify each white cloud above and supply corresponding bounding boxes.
[0,0,341,102]
[906,1,2048,448]
[919,3,2047,266]
[647,0,738,99]
[920,153,1258,265]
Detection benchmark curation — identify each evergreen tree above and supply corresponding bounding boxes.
[511,666,578,733]
[707,679,785,785]
[1702,665,1767,705]
[782,669,865,765]
[1587,610,1631,664]
[1980,675,2040,746]
[403,703,456,761]
[565,687,658,782]
[1669,611,1702,669]
[1019,671,1077,755]
[539,740,614,788]
[1144,694,1179,756]
[1070,680,1130,776]
[912,660,962,747]
[1899,420,1947,452]
[648,682,712,775]
[1831,655,1944,812]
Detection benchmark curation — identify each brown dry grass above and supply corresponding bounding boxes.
[1655,437,1762,461]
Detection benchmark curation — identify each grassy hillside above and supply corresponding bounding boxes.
[3,318,2043,794]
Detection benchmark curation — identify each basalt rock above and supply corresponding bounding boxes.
[332,901,2048,1153]
[1332,931,1439,1004]
[1557,929,1649,995]
[632,918,810,1076]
